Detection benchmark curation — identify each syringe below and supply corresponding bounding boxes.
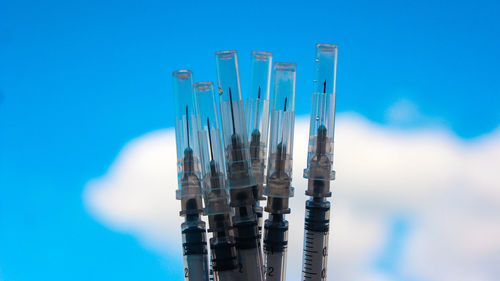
[301,44,338,281]
[263,62,297,281]
[245,51,272,241]
[215,50,264,281]
[193,81,239,281]
[172,70,209,281]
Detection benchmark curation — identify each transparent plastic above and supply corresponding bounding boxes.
[194,81,239,278]
[216,50,264,281]
[182,220,209,281]
[215,50,255,190]
[172,70,203,213]
[301,200,331,281]
[301,43,338,281]
[193,82,231,216]
[173,70,209,281]
[263,218,288,281]
[238,248,264,280]
[265,63,296,204]
[246,51,272,196]
[263,63,296,281]
[313,44,337,94]
[304,44,338,197]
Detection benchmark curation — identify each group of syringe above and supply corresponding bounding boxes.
[172,43,337,281]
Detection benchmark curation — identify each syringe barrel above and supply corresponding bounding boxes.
[173,70,203,214]
[264,63,296,203]
[184,255,209,281]
[216,50,255,191]
[212,269,239,281]
[263,216,288,281]
[236,247,265,281]
[209,234,238,273]
[304,44,338,195]
[182,220,209,281]
[301,199,330,281]
[264,251,287,281]
[229,204,264,281]
[246,51,272,193]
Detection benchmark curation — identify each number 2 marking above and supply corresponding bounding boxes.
[267,266,274,277]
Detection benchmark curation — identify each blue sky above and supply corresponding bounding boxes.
[1,0,499,280]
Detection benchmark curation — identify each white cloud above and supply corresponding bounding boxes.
[83,130,182,253]
[385,98,422,125]
[83,113,500,281]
